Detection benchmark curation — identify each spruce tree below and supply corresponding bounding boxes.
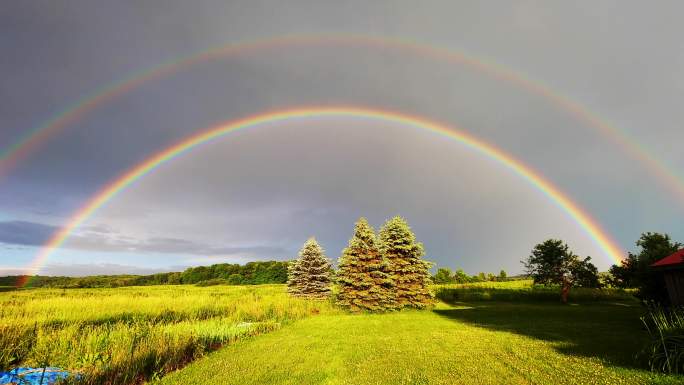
[379,216,433,308]
[337,218,395,312]
[287,238,332,299]
[287,258,304,296]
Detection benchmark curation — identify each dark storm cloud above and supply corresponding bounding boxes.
[0,221,57,246]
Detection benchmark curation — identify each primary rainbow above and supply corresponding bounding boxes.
[1,34,683,204]
[19,106,624,286]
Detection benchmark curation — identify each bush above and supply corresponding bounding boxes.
[195,279,229,287]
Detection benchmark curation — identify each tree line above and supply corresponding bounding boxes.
[432,268,510,284]
[2,261,289,288]
[474,232,680,305]
[286,216,434,311]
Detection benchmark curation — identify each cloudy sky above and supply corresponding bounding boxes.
[1,1,683,276]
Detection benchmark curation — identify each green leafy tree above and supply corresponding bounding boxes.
[379,216,433,308]
[610,232,682,303]
[337,218,395,311]
[433,268,455,284]
[570,257,601,288]
[522,239,575,285]
[287,238,332,299]
[498,270,507,280]
[453,269,469,283]
[522,239,600,288]
[597,271,615,288]
[227,273,243,285]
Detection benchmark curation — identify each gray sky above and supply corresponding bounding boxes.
[1,1,683,276]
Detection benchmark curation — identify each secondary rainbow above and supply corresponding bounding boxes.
[2,34,682,203]
[19,107,624,286]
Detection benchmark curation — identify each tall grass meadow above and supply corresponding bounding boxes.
[0,285,336,384]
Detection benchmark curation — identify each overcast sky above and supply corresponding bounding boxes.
[2,1,683,276]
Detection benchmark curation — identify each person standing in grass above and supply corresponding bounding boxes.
[379,216,434,309]
[287,238,332,299]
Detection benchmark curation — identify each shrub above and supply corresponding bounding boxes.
[640,306,684,374]
[0,324,37,370]
[195,279,229,287]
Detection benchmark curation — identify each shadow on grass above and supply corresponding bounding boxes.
[434,302,648,370]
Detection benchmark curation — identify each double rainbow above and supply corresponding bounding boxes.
[1,34,682,204]
[18,107,624,286]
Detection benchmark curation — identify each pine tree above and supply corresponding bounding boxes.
[287,238,332,299]
[286,258,304,296]
[337,218,395,312]
[379,216,433,308]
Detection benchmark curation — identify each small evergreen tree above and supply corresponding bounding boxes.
[287,238,332,299]
[337,218,395,312]
[286,258,303,296]
[379,216,433,308]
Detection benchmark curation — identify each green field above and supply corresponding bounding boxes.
[0,285,336,384]
[1,282,682,384]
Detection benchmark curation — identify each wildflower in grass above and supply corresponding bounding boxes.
[379,216,433,309]
[287,238,332,299]
[337,218,396,312]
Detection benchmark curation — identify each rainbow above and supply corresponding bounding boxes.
[1,34,682,203]
[18,107,624,286]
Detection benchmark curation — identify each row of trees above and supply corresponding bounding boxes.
[433,268,508,284]
[519,233,683,305]
[287,216,434,311]
[5,261,289,288]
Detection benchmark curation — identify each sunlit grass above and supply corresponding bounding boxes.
[0,285,337,384]
[434,280,637,303]
[3,281,678,384]
[158,302,682,385]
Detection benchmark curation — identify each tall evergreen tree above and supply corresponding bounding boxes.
[337,218,395,311]
[287,238,332,299]
[379,216,433,308]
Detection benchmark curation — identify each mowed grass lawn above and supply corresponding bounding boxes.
[158,301,680,385]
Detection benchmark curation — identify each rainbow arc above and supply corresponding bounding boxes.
[18,106,624,286]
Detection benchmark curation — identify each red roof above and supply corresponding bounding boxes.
[651,249,684,267]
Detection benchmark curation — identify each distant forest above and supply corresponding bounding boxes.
[0,261,288,288]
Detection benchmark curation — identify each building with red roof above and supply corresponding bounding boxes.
[651,249,684,305]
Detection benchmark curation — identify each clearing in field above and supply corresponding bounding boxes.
[157,300,678,385]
